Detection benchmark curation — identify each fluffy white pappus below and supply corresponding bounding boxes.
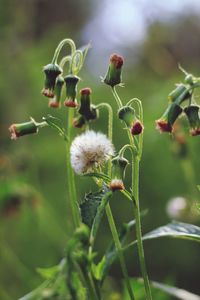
[70,130,114,174]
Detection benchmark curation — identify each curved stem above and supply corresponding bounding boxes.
[59,55,72,73]
[71,50,83,75]
[112,87,123,108]
[66,109,80,229]
[111,87,152,299]
[97,101,135,299]
[52,39,76,64]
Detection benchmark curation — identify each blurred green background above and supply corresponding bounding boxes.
[1,0,200,299]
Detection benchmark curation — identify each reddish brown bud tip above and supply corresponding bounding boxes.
[48,100,60,108]
[9,125,19,140]
[131,121,144,135]
[109,179,125,192]
[191,128,200,136]
[156,120,172,133]
[80,88,92,95]
[110,54,124,68]
[64,99,78,108]
[41,88,54,98]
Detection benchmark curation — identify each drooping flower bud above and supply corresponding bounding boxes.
[41,63,62,98]
[78,88,98,121]
[9,118,40,140]
[130,120,144,135]
[109,156,129,192]
[168,84,191,104]
[103,54,124,87]
[73,115,86,128]
[184,105,200,136]
[48,76,64,108]
[118,106,135,127]
[156,103,182,133]
[63,74,80,107]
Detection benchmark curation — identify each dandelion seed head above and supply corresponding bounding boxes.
[70,130,114,174]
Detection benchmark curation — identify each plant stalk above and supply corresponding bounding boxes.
[66,108,80,229]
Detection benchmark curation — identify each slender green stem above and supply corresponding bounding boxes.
[112,87,123,108]
[132,156,152,300]
[98,101,135,300]
[52,39,76,64]
[66,109,80,228]
[111,87,152,299]
[105,205,135,300]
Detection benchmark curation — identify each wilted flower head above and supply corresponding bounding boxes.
[70,130,114,174]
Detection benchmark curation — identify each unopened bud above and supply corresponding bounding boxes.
[156,103,182,133]
[63,75,80,107]
[103,54,124,87]
[41,63,62,98]
[118,106,135,127]
[78,88,98,121]
[73,115,86,128]
[184,105,200,136]
[168,84,191,104]
[130,120,144,135]
[48,76,64,108]
[9,118,39,140]
[110,156,128,192]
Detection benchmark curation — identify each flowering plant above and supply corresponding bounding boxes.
[9,39,200,300]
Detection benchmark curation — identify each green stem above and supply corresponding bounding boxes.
[52,39,76,64]
[66,109,80,229]
[112,87,152,299]
[105,204,135,300]
[112,87,123,108]
[98,100,135,300]
[132,156,152,300]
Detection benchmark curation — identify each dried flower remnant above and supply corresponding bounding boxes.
[70,130,114,174]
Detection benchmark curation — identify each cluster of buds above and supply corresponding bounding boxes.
[109,155,129,192]
[118,105,144,136]
[156,68,200,136]
[73,88,98,128]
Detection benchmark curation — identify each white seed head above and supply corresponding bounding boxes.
[70,130,114,174]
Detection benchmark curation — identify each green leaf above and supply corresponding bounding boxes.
[92,256,106,281]
[125,221,200,251]
[37,265,60,280]
[80,185,110,228]
[143,221,200,243]
[43,115,67,141]
[151,280,200,300]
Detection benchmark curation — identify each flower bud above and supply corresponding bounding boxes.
[41,63,62,98]
[9,119,38,140]
[73,115,86,128]
[184,105,200,136]
[48,76,64,108]
[78,88,99,121]
[109,156,128,192]
[156,103,182,133]
[168,84,191,104]
[63,74,80,107]
[118,106,135,127]
[185,74,194,85]
[130,120,144,135]
[103,54,124,87]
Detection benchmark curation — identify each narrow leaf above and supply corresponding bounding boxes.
[82,172,110,183]
[151,280,200,300]
[43,115,67,141]
[143,221,200,243]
